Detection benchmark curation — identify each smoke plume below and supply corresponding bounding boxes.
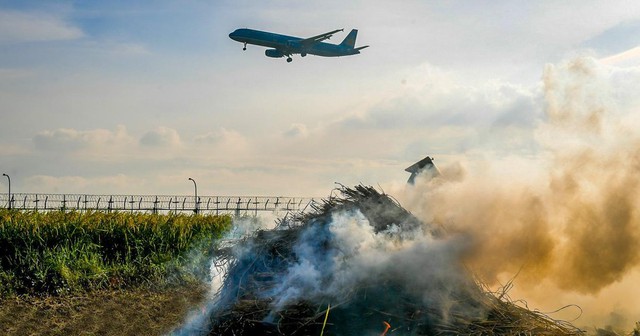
[399,57,640,331]
[200,186,523,335]
[169,215,274,336]
[171,56,640,334]
[265,209,473,317]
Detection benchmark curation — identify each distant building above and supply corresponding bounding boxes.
[405,156,439,184]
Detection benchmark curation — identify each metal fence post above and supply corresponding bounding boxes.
[153,196,158,214]
[274,198,280,212]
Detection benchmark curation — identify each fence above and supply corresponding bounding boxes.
[0,193,319,216]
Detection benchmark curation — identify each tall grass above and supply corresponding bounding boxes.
[0,210,231,296]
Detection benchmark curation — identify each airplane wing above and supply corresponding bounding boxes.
[299,29,344,45]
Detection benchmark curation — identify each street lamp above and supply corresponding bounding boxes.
[188,177,198,214]
[2,173,10,210]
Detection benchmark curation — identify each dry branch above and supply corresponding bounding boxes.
[205,185,584,336]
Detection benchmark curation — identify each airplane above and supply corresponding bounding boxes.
[228,28,368,63]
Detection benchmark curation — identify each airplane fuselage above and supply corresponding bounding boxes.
[229,28,365,61]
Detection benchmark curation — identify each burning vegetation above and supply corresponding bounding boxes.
[186,185,584,335]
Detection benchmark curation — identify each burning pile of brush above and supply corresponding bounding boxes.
[204,185,584,335]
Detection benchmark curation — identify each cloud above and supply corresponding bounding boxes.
[600,46,640,67]
[33,125,132,152]
[318,63,542,159]
[139,126,181,148]
[194,128,244,145]
[283,123,309,138]
[193,128,249,155]
[336,63,539,132]
[0,10,83,44]
[33,128,86,152]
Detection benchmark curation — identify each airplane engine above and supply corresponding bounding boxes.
[265,49,285,58]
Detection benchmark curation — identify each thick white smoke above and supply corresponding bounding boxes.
[168,215,274,336]
[265,209,475,319]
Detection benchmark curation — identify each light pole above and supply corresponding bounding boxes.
[2,173,10,210]
[188,177,198,214]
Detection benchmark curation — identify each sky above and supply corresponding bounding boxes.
[1,0,640,197]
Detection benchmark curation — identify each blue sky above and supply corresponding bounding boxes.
[2,0,640,196]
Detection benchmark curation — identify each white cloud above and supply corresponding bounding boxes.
[139,126,181,148]
[194,128,245,145]
[193,128,249,156]
[600,46,640,67]
[283,123,309,138]
[33,125,132,152]
[0,10,83,44]
[33,128,88,152]
[335,64,540,132]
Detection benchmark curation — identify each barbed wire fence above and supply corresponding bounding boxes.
[0,193,319,216]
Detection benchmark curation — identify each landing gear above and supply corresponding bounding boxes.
[243,43,247,51]
[301,53,307,57]
[286,57,292,63]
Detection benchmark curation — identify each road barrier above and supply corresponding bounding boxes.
[0,193,319,215]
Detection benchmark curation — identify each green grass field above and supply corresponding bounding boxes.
[0,209,231,296]
[0,210,231,335]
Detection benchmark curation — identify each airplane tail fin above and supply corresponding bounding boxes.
[340,29,358,48]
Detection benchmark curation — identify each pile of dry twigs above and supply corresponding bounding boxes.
[205,185,584,336]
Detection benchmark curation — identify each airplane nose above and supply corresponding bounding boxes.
[229,31,239,41]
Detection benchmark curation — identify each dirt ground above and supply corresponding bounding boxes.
[0,284,208,336]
